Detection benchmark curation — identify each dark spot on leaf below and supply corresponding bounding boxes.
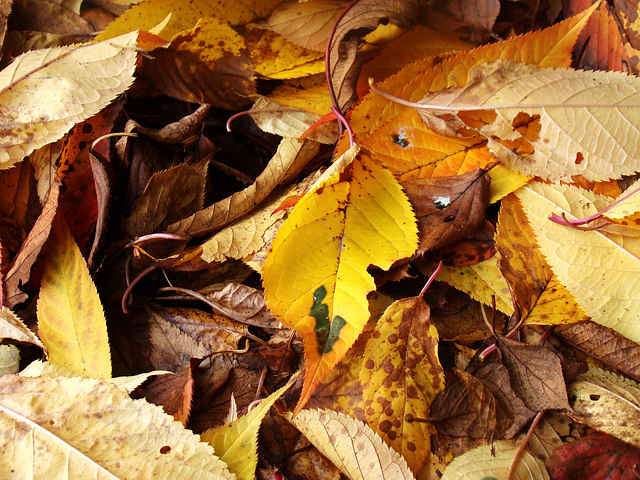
[160,445,171,454]
[218,41,225,47]
[78,141,87,150]
[388,431,397,440]
[82,123,93,134]
[407,442,416,452]
[379,419,392,432]
[575,152,584,164]
[365,359,374,369]
[444,215,455,222]
[387,333,398,344]
[391,133,409,148]
[589,394,600,401]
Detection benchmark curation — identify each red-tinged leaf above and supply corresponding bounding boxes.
[299,110,337,141]
[547,432,640,480]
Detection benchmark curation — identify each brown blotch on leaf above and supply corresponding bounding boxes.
[575,152,584,164]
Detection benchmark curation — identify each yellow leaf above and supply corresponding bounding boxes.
[488,165,530,204]
[568,366,640,448]
[359,297,444,474]
[37,218,111,379]
[516,181,640,343]
[0,31,137,169]
[417,256,515,316]
[201,383,290,480]
[441,440,549,480]
[495,193,588,325]
[263,145,418,413]
[402,60,640,181]
[249,96,338,144]
[286,409,415,480]
[96,0,282,41]
[0,375,235,479]
[245,27,325,80]
[267,76,334,117]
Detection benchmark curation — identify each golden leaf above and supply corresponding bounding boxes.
[0,375,235,479]
[37,218,111,379]
[263,146,418,413]
[0,31,137,169]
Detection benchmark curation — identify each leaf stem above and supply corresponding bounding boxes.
[368,77,640,112]
[549,183,640,228]
[225,107,307,132]
[420,260,443,297]
[506,410,545,480]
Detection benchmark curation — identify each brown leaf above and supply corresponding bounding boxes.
[3,181,59,308]
[202,283,278,327]
[140,359,197,426]
[426,0,500,37]
[430,368,513,441]
[496,335,570,411]
[11,0,93,35]
[126,104,211,145]
[402,167,491,255]
[557,321,640,383]
[124,158,208,238]
[142,18,255,109]
[328,0,421,110]
[167,138,320,235]
[87,150,110,270]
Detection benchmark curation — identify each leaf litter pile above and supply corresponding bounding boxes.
[4,0,640,478]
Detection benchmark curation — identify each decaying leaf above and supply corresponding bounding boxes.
[287,408,415,480]
[568,366,640,448]
[0,305,45,350]
[402,167,490,255]
[0,31,138,169]
[358,296,444,474]
[143,18,255,109]
[263,146,418,412]
[37,217,111,379]
[0,375,235,479]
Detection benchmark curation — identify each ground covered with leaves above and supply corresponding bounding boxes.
[2,0,640,479]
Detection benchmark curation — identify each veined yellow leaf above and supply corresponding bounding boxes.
[0,31,137,169]
[516,181,640,343]
[37,218,111,378]
[286,409,415,480]
[263,146,418,413]
[201,383,291,480]
[0,375,235,479]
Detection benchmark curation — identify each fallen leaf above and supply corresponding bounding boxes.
[124,158,208,238]
[557,321,640,382]
[0,31,138,169]
[201,383,291,480]
[0,344,19,375]
[287,408,415,480]
[399,59,640,181]
[403,167,490,255]
[97,0,281,41]
[168,137,320,235]
[546,432,640,480]
[495,335,570,411]
[568,366,640,448]
[127,103,211,145]
[441,440,550,480]
[200,283,276,327]
[37,216,111,378]
[263,146,418,413]
[142,17,255,109]
[495,192,588,325]
[358,296,444,473]
[516,180,640,343]
[249,96,338,144]
[0,305,45,350]
[3,180,60,308]
[0,375,235,479]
